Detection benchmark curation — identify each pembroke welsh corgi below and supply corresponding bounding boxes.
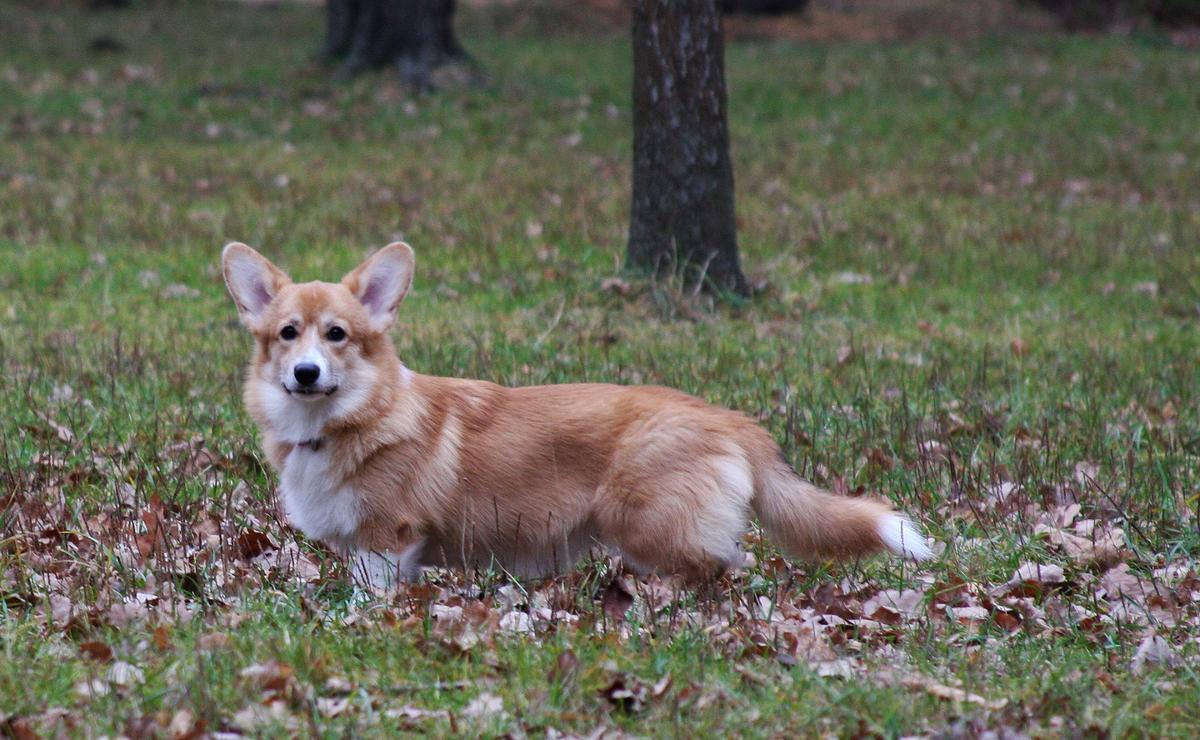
[222,242,932,587]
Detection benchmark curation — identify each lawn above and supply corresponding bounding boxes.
[2,1,1199,736]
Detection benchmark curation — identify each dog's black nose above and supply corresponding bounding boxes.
[294,363,320,386]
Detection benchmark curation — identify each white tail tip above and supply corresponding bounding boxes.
[878,514,933,561]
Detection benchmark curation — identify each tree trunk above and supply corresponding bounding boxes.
[628,0,748,296]
[324,0,469,89]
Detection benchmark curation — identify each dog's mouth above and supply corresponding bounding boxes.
[282,383,339,398]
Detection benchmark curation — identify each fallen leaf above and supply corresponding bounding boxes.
[600,676,645,714]
[498,610,533,634]
[601,579,634,624]
[600,277,631,296]
[383,705,451,725]
[233,700,295,731]
[831,271,873,285]
[814,658,858,678]
[1100,564,1149,600]
[1131,635,1177,674]
[240,661,294,693]
[900,673,1007,710]
[462,691,504,719]
[197,632,231,651]
[166,708,204,740]
[862,589,926,623]
[107,661,144,688]
[946,605,991,624]
[79,640,113,663]
[650,673,672,698]
[0,715,40,740]
[74,678,109,700]
[237,529,275,559]
[995,562,1066,597]
[316,697,353,718]
[1036,521,1125,568]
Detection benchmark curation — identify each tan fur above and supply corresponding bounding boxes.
[222,243,930,583]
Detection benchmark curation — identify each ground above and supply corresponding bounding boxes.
[2,1,1199,737]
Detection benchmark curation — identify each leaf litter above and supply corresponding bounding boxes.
[3,399,1199,735]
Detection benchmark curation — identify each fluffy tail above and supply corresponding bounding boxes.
[752,460,931,561]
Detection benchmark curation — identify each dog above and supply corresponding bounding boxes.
[222,242,932,587]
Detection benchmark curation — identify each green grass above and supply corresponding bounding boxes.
[2,2,1199,736]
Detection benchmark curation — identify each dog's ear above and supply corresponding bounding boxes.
[342,242,414,332]
[222,243,291,330]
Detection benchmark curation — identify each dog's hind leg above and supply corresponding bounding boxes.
[595,454,753,582]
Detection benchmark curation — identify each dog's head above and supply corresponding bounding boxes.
[221,242,413,436]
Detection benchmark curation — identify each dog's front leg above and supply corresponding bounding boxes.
[351,539,426,596]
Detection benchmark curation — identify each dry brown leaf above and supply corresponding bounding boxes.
[600,277,631,296]
[73,678,109,700]
[107,661,144,688]
[650,673,672,698]
[600,676,645,714]
[498,610,533,633]
[1,715,40,740]
[1035,520,1126,568]
[463,692,505,721]
[601,579,634,624]
[1131,635,1178,674]
[240,661,294,693]
[383,705,451,726]
[862,589,926,623]
[1100,564,1150,600]
[316,697,353,718]
[166,708,204,740]
[233,700,296,732]
[992,609,1021,632]
[197,632,231,651]
[814,658,858,678]
[901,674,1007,710]
[994,562,1066,597]
[78,640,113,663]
[946,605,991,624]
[237,529,275,559]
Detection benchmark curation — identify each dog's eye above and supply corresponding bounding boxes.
[326,326,346,342]
[280,326,298,340]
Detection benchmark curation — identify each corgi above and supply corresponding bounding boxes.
[222,242,932,587]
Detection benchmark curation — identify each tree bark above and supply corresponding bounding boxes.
[628,0,748,296]
[324,0,469,89]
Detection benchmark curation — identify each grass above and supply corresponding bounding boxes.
[2,1,1199,736]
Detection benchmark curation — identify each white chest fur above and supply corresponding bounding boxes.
[279,446,360,548]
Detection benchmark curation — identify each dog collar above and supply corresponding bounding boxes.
[296,438,324,452]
